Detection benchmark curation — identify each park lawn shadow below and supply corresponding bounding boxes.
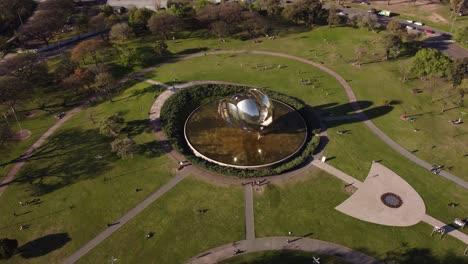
[10,128,116,195]
[122,119,151,138]
[17,233,71,259]
[176,47,209,55]
[138,140,165,158]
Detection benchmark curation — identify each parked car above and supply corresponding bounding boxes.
[338,12,348,16]
[414,21,424,26]
[424,29,435,34]
[361,1,370,5]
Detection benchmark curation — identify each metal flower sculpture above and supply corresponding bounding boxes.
[218,89,274,134]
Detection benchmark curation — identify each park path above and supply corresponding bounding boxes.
[244,185,255,241]
[0,105,85,195]
[138,50,468,190]
[62,168,192,264]
[185,237,381,264]
[422,214,468,244]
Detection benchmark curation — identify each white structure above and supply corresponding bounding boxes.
[107,0,168,10]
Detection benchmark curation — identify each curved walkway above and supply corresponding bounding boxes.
[185,237,381,264]
[140,50,468,190]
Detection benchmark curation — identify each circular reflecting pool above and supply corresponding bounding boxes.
[184,99,308,169]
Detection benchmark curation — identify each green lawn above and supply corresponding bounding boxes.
[0,81,175,263]
[254,169,467,263]
[79,175,245,264]
[140,26,467,180]
[220,250,349,264]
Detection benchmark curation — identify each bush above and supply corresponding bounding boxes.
[160,84,321,177]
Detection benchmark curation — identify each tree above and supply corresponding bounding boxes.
[386,20,403,35]
[449,58,468,87]
[0,0,36,37]
[241,11,270,38]
[354,45,367,66]
[0,54,48,83]
[94,71,116,101]
[360,13,380,32]
[99,4,114,16]
[412,48,452,77]
[281,0,322,26]
[382,33,402,60]
[398,60,412,83]
[76,14,90,33]
[153,41,169,56]
[111,137,137,159]
[327,5,340,27]
[194,0,209,11]
[62,68,94,95]
[109,23,134,42]
[0,238,18,259]
[0,76,28,111]
[89,14,111,40]
[71,39,105,65]
[147,12,180,40]
[256,0,282,16]
[453,26,468,45]
[114,45,140,67]
[128,7,154,32]
[0,124,14,147]
[210,21,230,38]
[450,0,466,32]
[22,10,65,45]
[99,113,125,137]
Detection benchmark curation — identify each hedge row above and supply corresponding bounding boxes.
[160,84,321,177]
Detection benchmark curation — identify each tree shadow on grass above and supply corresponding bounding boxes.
[138,140,165,158]
[8,128,116,195]
[176,47,209,56]
[17,233,71,259]
[122,119,150,138]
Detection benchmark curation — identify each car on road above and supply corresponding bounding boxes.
[368,8,377,14]
[406,20,414,23]
[406,25,415,30]
[424,29,435,34]
[414,21,424,26]
[361,1,370,5]
[338,12,348,16]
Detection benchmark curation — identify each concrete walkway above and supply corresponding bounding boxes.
[244,185,255,241]
[336,163,426,227]
[311,160,363,188]
[185,237,381,264]
[0,105,84,195]
[422,214,468,244]
[63,168,192,264]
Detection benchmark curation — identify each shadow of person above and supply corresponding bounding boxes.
[17,233,71,259]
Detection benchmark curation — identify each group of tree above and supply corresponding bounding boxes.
[0,0,36,37]
[196,2,269,39]
[97,113,137,159]
[0,53,49,113]
[21,0,74,45]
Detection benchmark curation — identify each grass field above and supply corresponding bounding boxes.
[254,169,468,262]
[79,175,245,264]
[0,24,466,263]
[0,82,175,264]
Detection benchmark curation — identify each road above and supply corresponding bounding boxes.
[329,4,468,58]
